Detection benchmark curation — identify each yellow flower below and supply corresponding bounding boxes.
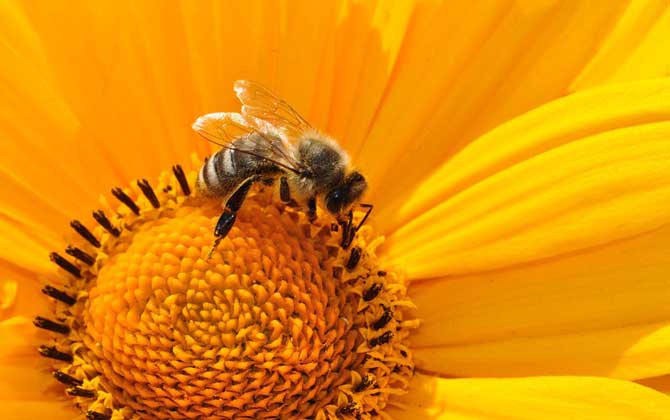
[1,1,670,419]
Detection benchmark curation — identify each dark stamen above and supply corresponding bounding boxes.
[92,210,121,237]
[332,266,343,280]
[67,387,96,398]
[65,245,95,266]
[162,185,172,193]
[346,247,361,271]
[111,187,140,215]
[372,305,393,330]
[53,371,83,387]
[338,402,360,417]
[87,411,111,420]
[137,179,160,208]
[33,316,70,335]
[38,345,72,362]
[377,270,386,276]
[362,283,383,301]
[369,331,393,347]
[49,252,82,278]
[70,220,100,248]
[172,165,191,195]
[42,285,76,306]
[330,223,339,232]
[353,374,374,392]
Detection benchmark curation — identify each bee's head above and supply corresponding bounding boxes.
[325,171,367,216]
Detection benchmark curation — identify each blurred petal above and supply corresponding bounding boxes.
[360,0,668,215]
[383,78,670,278]
[387,373,670,420]
[408,224,670,380]
[0,317,64,401]
[0,261,46,321]
[0,402,78,420]
[572,1,670,90]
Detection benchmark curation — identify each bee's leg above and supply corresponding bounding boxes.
[279,176,291,203]
[209,178,255,258]
[339,210,354,249]
[307,196,317,222]
[339,204,373,249]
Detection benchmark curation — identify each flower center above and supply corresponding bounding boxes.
[37,163,417,420]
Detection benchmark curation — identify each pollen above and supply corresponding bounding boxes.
[37,160,418,420]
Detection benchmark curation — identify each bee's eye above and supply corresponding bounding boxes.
[326,189,344,214]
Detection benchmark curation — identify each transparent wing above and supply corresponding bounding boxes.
[192,112,304,174]
[192,112,256,147]
[234,80,312,141]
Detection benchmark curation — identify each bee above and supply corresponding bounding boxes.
[192,80,372,254]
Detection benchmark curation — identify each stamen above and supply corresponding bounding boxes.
[65,245,96,266]
[172,165,191,195]
[346,247,361,271]
[42,285,76,305]
[38,345,72,362]
[49,252,82,278]
[70,220,101,248]
[369,331,394,347]
[363,283,383,301]
[67,387,96,398]
[137,179,160,208]
[87,411,111,420]
[33,316,70,334]
[353,374,375,392]
[92,210,121,237]
[111,187,140,215]
[372,305,393,330]
[338,402,360,417]
[53,371,83,387]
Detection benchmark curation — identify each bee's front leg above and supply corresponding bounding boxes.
[209,177,255,259]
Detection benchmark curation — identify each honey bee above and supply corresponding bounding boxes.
[192,80,372,254]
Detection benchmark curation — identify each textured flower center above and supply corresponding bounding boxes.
[37,164,417,420]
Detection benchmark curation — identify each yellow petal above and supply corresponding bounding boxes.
[572,1,670,90]
[387,373,670,420]
[0,260,48,321]
[0,402,78,420]
[383,78,670,278]
[358,1,667,212]
[409,224,670,380]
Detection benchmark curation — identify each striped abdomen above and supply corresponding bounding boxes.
[197,133,283,197]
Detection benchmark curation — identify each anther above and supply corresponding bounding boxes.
[163,185,173,193]
[53,371,83,387]
[377,270,386,276]
[362,283,383,301]
[49,252,82,278]
[87,411,112,420]
[42,285,76,306]
[172,165,191,195]
[70,220,100,248]
[369,331,393,347]
[353,374,375,393]
[65,245,95,266]
[331,223,339,232]
[137,179,160,208]
[92,210,121,237]
[33,316,70,335]
[66,387,96,398]
[346,247,361,271]
[111,187,140,215]
[372,305,393,330]
[338,402,362,420]
[38,345,73,362]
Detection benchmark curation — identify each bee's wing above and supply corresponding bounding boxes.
[192,112,256,147]
[234,80,312,142]
[192,111,305,175]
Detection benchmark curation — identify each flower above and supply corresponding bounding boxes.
[1,0,670,419]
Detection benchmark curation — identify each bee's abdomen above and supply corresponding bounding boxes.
[197,148,240,197]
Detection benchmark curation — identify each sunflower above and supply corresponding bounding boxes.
[1,0,670,419]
